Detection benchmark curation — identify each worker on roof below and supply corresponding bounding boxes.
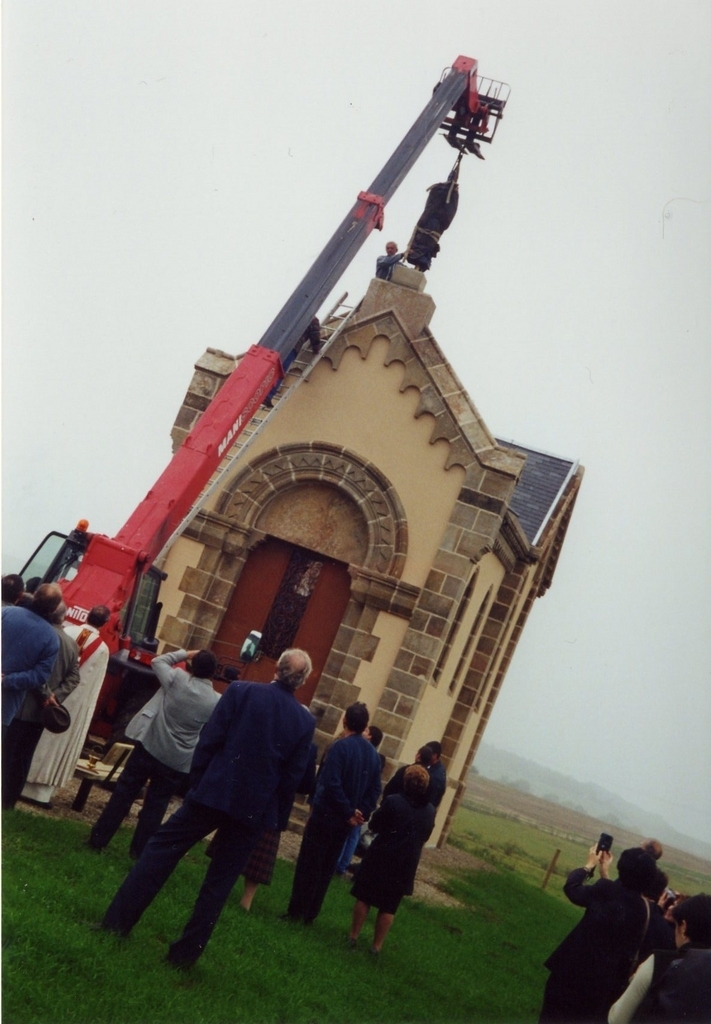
[375,241,403,281]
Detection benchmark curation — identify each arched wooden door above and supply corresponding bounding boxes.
[212,537,352,706]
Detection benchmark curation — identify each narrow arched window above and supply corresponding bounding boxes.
[448,585,493,696]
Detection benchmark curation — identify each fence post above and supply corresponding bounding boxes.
[542,849,561,889]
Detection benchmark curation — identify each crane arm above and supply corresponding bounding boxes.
[59,346,281,634]
[60,56,486,634]
[257,57,479,361]
[114,346,280,555]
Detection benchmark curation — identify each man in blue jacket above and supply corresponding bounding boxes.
[99,648,316,968]
[3,595,80,809]
[1,583,62,734]
[284,701,381,925]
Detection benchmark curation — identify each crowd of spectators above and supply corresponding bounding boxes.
[2,581,447,965]
[539,835,711,1022]
[3,571,709,1005]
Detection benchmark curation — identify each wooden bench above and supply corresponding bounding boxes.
[72,743,134,812]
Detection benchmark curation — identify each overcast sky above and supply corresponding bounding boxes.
[3,2,710,846]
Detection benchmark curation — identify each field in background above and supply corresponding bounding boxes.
[451,775,711,899]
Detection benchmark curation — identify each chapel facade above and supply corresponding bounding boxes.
[155,270,583,845]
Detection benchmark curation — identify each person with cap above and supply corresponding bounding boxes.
[87,647,221,859]
[2,588,80,809]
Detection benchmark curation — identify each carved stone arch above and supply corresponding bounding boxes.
[217,442,408,577]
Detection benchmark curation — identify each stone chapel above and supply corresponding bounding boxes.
[155,267,583,845]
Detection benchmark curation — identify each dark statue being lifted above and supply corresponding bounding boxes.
[405,164,462,273]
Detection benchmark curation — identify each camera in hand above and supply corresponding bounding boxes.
[596,832,613,853]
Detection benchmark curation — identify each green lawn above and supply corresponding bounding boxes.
[3,809,581,1024]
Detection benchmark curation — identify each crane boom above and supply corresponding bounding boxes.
[257,56,479,361]
[22,55,508,734]
[65,56,487,616]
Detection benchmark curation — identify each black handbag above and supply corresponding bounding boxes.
[41,702,71,734]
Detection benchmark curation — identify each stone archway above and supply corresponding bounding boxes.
[160,442,412,723]
[217,442,408,577]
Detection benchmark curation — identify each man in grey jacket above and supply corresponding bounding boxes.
[99,648,315,968]
[87,648,220,858]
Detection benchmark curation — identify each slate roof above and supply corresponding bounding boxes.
[495,439,578,546]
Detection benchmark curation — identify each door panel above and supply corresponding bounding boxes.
[291,559,353,705]
[212,539,291,677]
[212,537,352,705]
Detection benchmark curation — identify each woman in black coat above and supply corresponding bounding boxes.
[347,763,435,955]
[539,846,658,1022]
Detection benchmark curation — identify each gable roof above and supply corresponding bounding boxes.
[495,439,578,546]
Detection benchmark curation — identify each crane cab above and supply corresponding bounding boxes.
[19,521,163,647]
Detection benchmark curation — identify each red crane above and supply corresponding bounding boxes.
[19,56,509,735]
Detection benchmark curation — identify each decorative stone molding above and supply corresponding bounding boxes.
[349,566,421,619]
[182,510,258,553]
[322,311,478,471]
[321,296,529,489]
[217,442,408,577]
[494,512,537,572]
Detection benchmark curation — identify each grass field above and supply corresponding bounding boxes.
[3,809,578,1024]
[4,777,710,1023]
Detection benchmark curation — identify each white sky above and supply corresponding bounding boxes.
[3,2,710,845]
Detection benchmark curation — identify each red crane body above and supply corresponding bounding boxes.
[61,347,282,648]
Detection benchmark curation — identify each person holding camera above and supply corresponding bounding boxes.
[87,648,220,858]
[539,841,658,1022]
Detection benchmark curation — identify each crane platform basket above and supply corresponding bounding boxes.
[441,74,510,153]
